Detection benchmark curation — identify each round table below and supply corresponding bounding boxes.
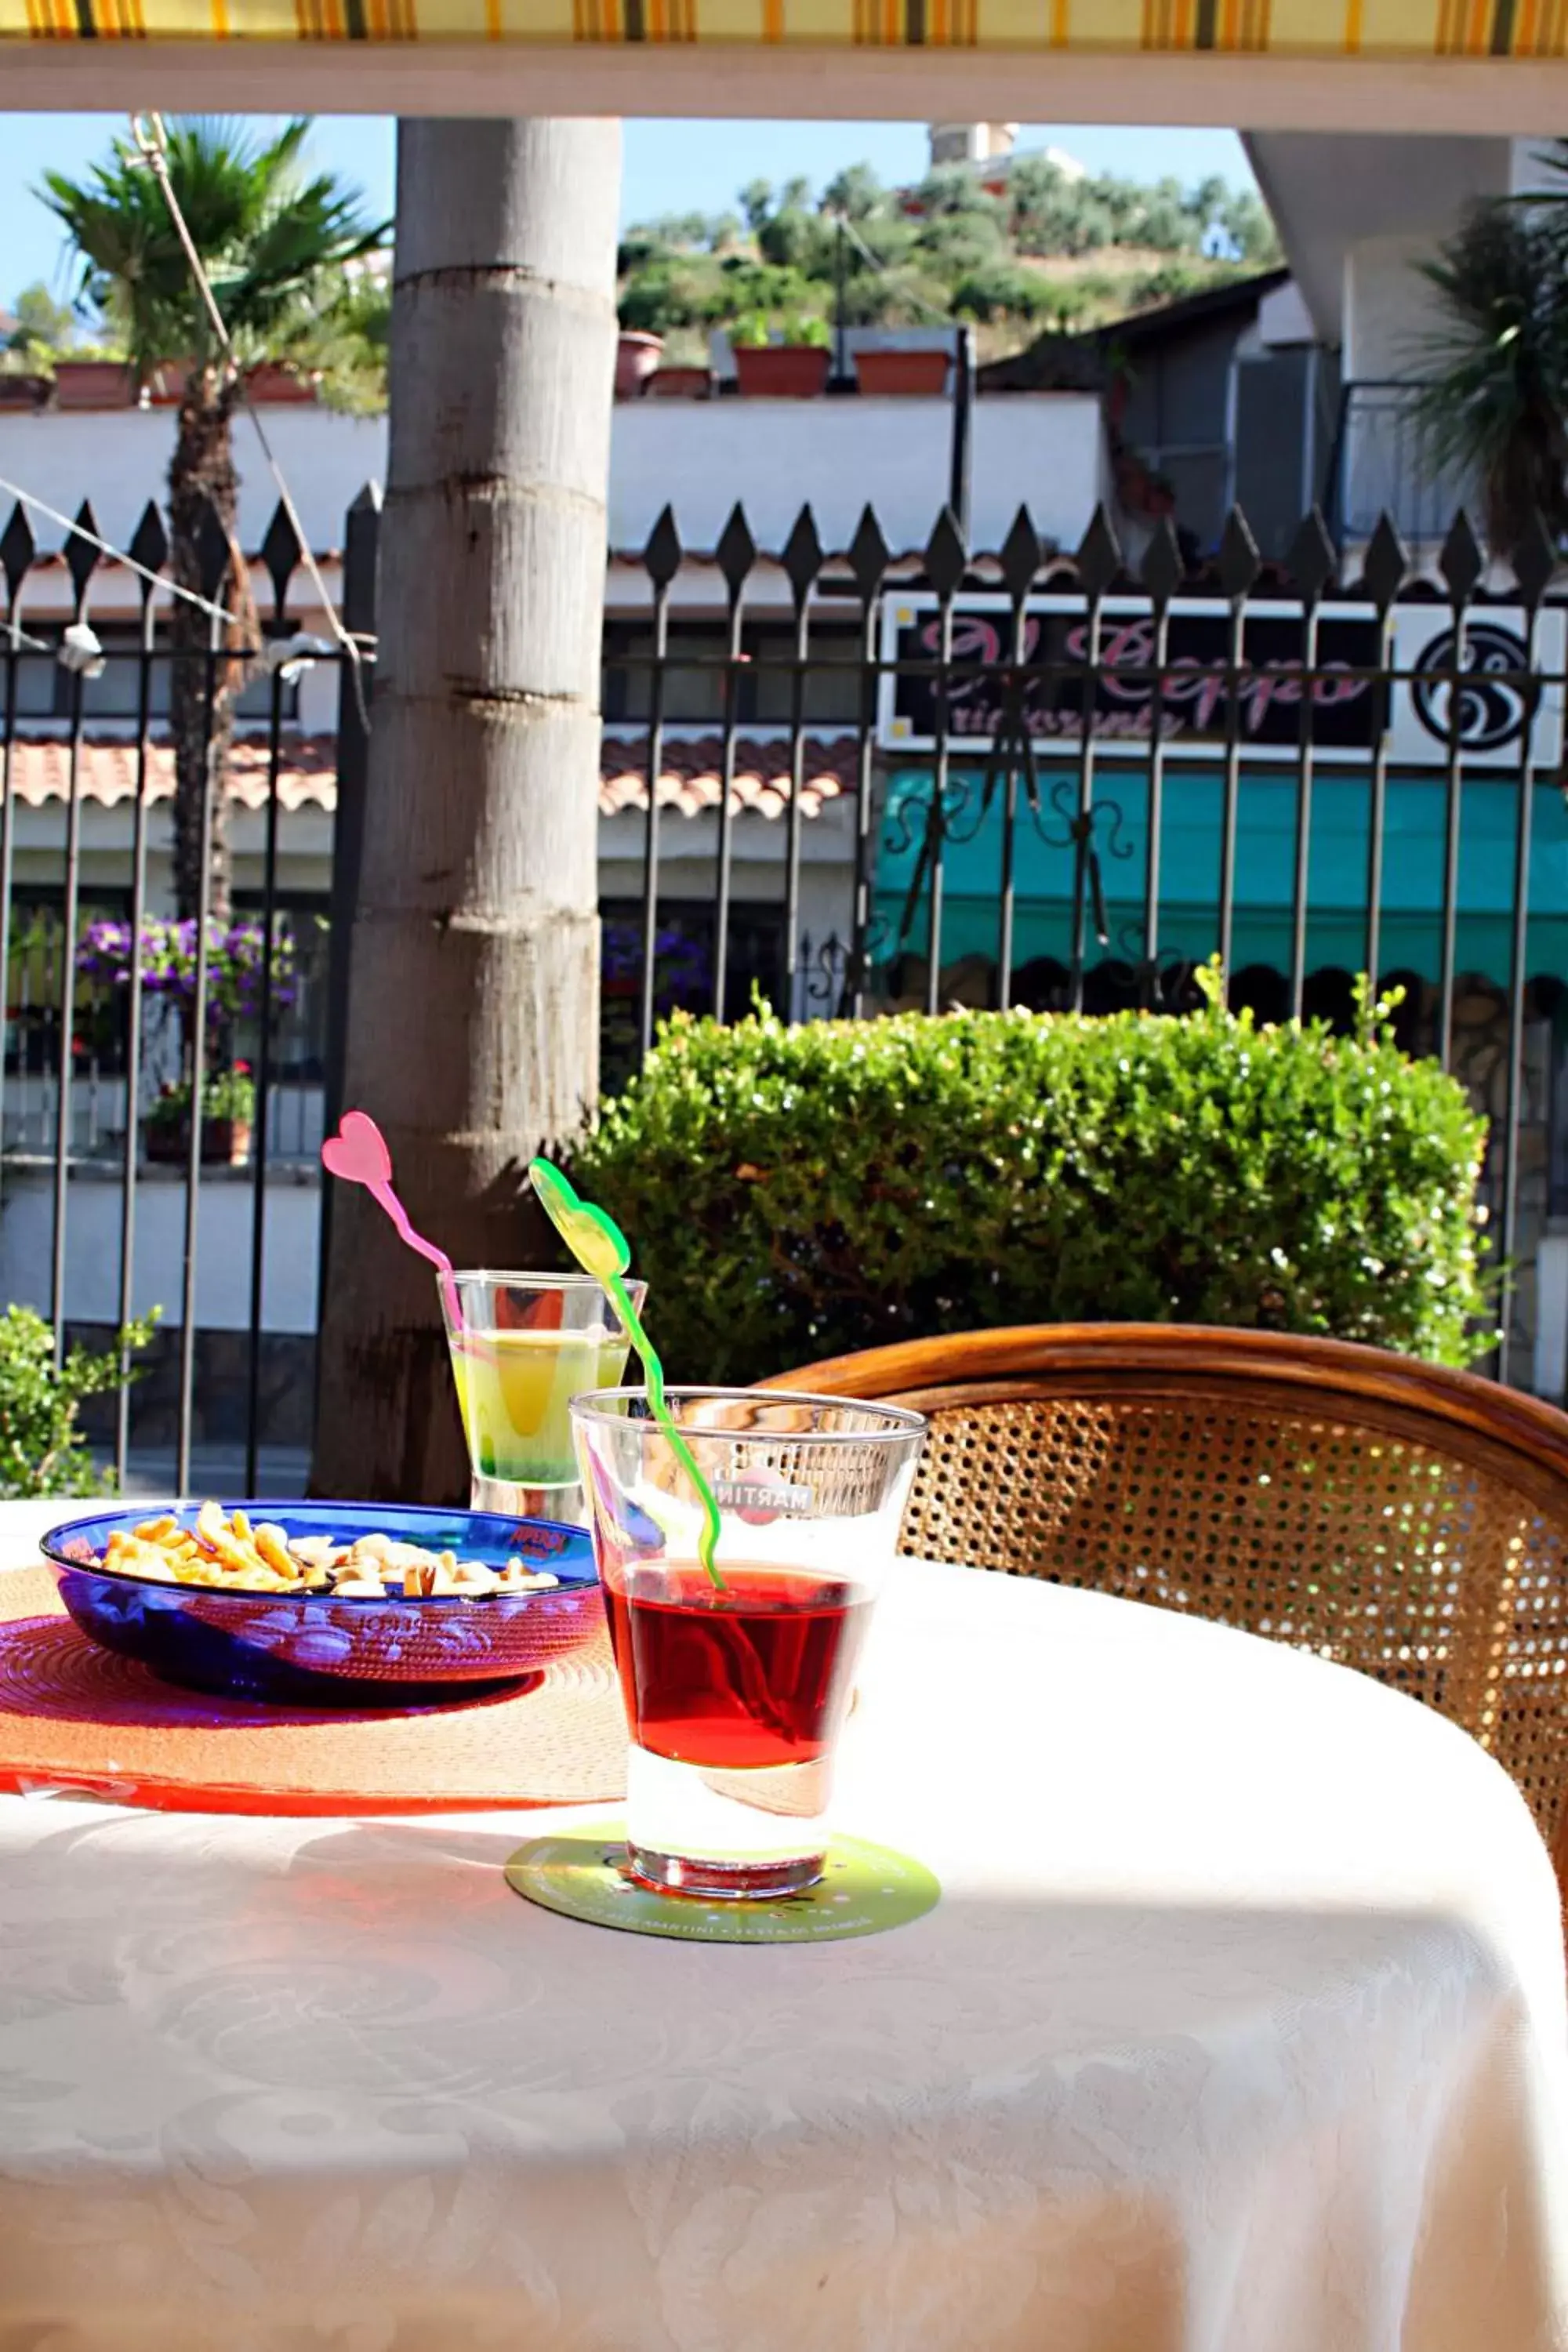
[0,1503,1565,2352]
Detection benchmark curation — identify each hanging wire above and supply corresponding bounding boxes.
[126,111,372,725]
[3,614,71,662]
[0,475,256,635]
[0,478,365,680]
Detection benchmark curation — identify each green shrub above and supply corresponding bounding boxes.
[0,1306,158,1498]
[953,262,1052,323]
[575,979,1492,1386]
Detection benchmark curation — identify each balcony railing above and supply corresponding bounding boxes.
[1324,379,1480,556]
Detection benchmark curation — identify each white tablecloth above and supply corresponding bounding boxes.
[0,1499,1564,2352]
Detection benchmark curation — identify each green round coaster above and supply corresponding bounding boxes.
[505,1819,939,1944]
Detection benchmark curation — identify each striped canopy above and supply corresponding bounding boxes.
[0,0,1559,52]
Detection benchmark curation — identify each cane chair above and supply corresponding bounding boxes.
[775,1325,1568,1885]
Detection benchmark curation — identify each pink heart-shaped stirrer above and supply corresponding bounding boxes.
[321,1110,461,1327]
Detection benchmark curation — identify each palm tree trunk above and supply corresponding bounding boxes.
[167,379,238,927]
[312,119,621,1501]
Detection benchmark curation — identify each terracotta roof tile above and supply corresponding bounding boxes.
[7,734,339,813]
[598,734,856,819]
[6,731,858,821]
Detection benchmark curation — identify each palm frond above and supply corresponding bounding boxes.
[1410,197,1568,547]
[41,117,388,392]
[290,272,390,412]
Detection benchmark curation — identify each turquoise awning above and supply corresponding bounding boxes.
[874,764,1568,989]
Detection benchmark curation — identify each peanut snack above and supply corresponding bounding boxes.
[100,1506,561,1602]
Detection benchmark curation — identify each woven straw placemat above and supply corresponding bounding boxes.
[0,1566,627,1814]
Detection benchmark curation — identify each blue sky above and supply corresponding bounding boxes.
[2,116,1254,310]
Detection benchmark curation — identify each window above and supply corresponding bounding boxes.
[5,887,133,1076]
[600,896,786,1091]
[602,620,865,728]
[229,893,331,1081]
[741,623,866,727]
[6,644,59,720]
[1,891,332,1087]
[602,623,726,726]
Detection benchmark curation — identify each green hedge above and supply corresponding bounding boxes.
[575,979,1491,1386]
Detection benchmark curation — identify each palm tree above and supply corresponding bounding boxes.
[1414,179,1568,557]
[312,120,622,1502]
[43,119,386,922]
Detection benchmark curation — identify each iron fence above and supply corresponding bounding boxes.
[2,477,1566,1493]
[0,487,362,1497]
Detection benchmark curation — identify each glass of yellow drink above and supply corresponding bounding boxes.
[441,1272,646,1526]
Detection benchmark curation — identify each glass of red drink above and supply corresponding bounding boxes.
[570,1387,927,1899]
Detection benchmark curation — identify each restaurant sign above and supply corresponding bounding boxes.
[877,596,1567,771]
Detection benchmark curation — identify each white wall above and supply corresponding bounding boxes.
[1338,231,1475,544]
[1256,281,1316,350]
[1240,132,1555,550]
[6,798,334,906]
[1248,132,1555,372]
[1341,233,1449,383]
[1510,137,1563,196]
[1244,132,1512,343]
[0,406,386,569]
[0,388,1107,568]
[0,1163,321,1332]
[611,393,1106,556]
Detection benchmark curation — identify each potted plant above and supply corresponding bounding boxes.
[854,344,951,397]
[49,359,136,410]
[243,361,318,405]
[78,916,297,1025]
[78,917,293,1167]
[601,919,711,1005]
[731,314,832,400]
[647,364,713,399]
[145,1063,256,1166]
[615,331,665,397]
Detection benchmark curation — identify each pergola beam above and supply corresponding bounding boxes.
[4,47,1568,132]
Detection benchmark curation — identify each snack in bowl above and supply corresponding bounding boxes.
[104,1504,563,1602]
[40,1498,601,1706]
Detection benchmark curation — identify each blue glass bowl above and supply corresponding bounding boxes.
[38,1501,601,1708]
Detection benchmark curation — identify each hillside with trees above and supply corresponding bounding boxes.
[617,158,1280,356]
[2,280,118,368]
[6,149,1280,397]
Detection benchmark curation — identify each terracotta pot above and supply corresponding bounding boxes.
[615,332,665,398]
[644,365,713,400]
[50,361,136,412]
[734,345,831,399]
[244,363,317,405]
[146,1117,252,1167]
[854,348,951,397]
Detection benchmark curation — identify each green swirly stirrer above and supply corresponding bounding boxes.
[529,1159,726,1594]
